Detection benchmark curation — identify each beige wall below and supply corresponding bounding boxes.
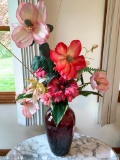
[1,0,120,149]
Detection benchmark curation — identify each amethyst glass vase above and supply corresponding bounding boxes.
[45,107,75,156]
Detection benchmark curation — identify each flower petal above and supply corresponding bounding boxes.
[97,84,109,92]
[99,72,107,78]
[33,22,49,44]
[55,42,68,56]
[72,55,86,70]
[12,26,33,48]
[60,63,71,79]
[36,0,47,23]
[55,59,66,71]
[22,107,32,118]
[20,3,38,22]
[50,51,65,63]
[90,76,97,90]
[67,64,77,79]
[67,40,82,57]
[16,2,25,24]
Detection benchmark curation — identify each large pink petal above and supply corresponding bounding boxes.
[55,42,68,56]
[12,26,33,48]
[97,77,109,85]
[20,3,38,22]
[97,84,109,92]
[22,106,32,118]
[99,72,107,78]
[90,76,97,90]
[50,51,65,63]
[72,56,86,70]
[16,2,25,24]
[33,23,49,44]
[55,59,66,71]
[36,0,47,23]
[67,40,82,57]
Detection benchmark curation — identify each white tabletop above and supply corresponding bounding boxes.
[5,133,119,160]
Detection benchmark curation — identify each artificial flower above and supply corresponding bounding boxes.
[90,71,109,93]
[40,93,52,106]
[11,0,109,128]
[46,77,79,103]
[34,67,46,78]
[21,99,39,118]
[12,0,49,48]
[50,40,86,80]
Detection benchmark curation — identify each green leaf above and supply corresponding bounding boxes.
[47,24,54,32]
[45,72,58,84]
[52,101,68,127]
[32,56,41,71]
[32,55,54,73]
[78,67,105,74]
[39,56,54,73]
[15,93,33,102]
[79,90,103,97]
[39,43,50,58]
[79,83,90,90]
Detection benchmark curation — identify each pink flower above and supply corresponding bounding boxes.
[52,91,66,102]
[90,71,109,93]
[65,81,79,102]
[47,77,79,102]
[50,40,86,80]
[21,99,39,118]
[34,68,46,78]
[12,0,49,48]
[40,93,52,106]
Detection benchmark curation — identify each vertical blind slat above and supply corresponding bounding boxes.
[18,0,44,126]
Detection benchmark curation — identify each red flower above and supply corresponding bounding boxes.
[50,40,86,80]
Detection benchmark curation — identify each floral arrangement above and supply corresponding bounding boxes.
[12,0,109,126]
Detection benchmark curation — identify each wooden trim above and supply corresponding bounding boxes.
[0,26,10,31]
[100,0,108,69]
[0,149,11,156]
[112,147,120,154]
[97,0,108,102]
[0,92,16,104]
[118,91,120,102]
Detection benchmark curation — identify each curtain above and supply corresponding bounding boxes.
[98,0,120,125]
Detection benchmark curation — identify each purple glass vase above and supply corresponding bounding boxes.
[45,107,75,156]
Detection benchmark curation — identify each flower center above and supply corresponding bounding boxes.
[66,55,73,62]
[24,19,33,27]
[24,19,35,31]
[96,81,100,85]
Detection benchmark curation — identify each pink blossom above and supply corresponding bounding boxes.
[40,93,52,106]
[47,77,79,102]
[34,68,46,78]
[12,0,49,48]
[65,81,79,102]
[52,91,66,102]
[90,71,109,93]
[21,99,39,118]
